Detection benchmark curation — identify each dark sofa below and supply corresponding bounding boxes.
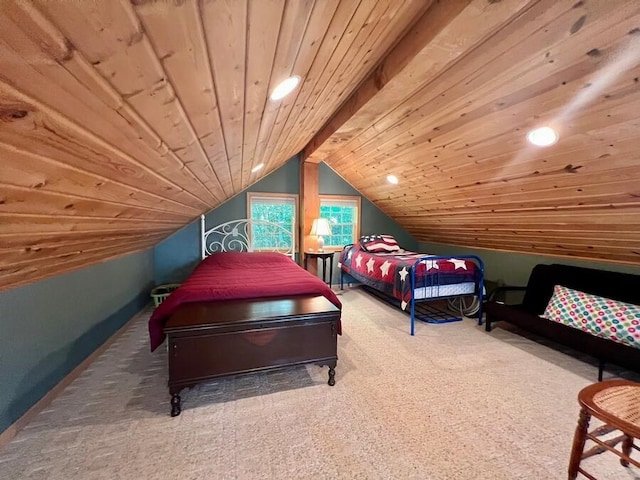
[484,263,640,380]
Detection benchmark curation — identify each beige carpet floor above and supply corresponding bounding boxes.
[1,288,639,480]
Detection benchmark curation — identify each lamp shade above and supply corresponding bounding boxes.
[310,218,332,237]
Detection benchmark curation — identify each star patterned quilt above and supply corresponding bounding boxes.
[148,252,342,351]
[338,244,479,309]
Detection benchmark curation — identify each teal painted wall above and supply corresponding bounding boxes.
[319,163,417,251]
[318,163,418,285]
[418,241,640,287]
[154,158,418,284]
[154,156,301,284]
[0,250,154,433]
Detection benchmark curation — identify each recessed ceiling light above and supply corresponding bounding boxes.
[251,163,264,173]
[270,76,301,101]
[387,174,399,185]
[527,126,558,147]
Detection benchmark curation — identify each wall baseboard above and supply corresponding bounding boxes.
[0,307,147,451]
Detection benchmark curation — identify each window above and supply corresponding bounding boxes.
[319,195,361,250]
[247,192,298,251]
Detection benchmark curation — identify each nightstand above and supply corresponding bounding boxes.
[304,251,335,288]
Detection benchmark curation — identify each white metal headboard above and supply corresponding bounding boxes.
[200,215,295,260]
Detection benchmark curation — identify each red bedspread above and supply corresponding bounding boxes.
[339,244,479,306]
[149,252,342,351]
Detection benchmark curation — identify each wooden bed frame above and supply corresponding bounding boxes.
[163,217,340,416]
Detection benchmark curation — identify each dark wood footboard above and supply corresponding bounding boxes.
[164,295,340,416]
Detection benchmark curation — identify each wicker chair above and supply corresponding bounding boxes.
[568,379,640,479]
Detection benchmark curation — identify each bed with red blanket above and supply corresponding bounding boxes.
[150,217,342,416]
[339,236,484,335]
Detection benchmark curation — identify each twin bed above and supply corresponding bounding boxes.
[339,236,484,335]
[149,219,484,416]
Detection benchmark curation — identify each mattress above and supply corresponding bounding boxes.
[413,282,476,300]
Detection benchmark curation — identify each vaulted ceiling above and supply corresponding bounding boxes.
[1,0,639,291]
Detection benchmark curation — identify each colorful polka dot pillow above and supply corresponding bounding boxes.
[542,285,640,349]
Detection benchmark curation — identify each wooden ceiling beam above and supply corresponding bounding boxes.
[300,159,320,272]
[302,0,468,163]
[280,1,393,168]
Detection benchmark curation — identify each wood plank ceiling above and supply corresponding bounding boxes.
[307,0,640,266]
[0,0,430,290]
[1,0,639,291]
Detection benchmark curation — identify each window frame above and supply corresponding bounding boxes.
[318,195,361,252]
[246,192,299,253]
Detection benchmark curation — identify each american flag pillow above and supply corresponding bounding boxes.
[359,234,401,253]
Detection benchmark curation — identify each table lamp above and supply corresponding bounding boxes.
[310,218,332,252]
